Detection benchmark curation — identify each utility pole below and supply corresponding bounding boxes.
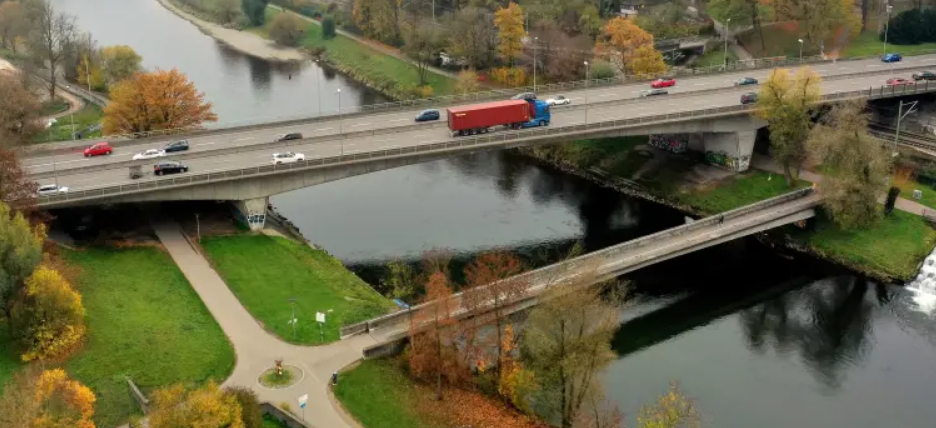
[883,3,893,58]
[533,37,538,92]
[723,18,731,68]
[894,100,918,157]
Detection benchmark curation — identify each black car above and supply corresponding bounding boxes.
[274,132,303,142]
[164,140,189,153]
[740,92,758,104]
[913,71,936,81]
[154,160,189,176]
[415,109,440,122]
[511,92,537,101]
[639,88,668,97]
[734,77,758,86]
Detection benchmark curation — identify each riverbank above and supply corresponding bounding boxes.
[156,0,306,62]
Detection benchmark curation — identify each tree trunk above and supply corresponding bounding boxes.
[783,162,794,186]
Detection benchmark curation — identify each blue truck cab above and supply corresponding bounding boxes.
[522,100,551,128]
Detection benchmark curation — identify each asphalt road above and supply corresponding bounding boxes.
[24,54,936,176]
[34,66,934,194]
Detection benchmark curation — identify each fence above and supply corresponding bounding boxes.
[340,187,816,337]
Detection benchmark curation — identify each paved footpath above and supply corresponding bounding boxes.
[145,210,373,428]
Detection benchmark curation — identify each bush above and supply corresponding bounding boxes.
[588,59,616,80]
[490,66,527,87]
[9,265,86,362]
[881,8,936,45]
[225,386,263,428]
[322,15,336,39]
[269,13,308,46]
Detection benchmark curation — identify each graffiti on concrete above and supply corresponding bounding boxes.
[648,135,688,153]
[705,151,751,171]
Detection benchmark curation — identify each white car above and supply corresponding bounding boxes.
[546,95,571,106]
[272,152,306,165]
[132,149,166,161]
[37,184,68,196]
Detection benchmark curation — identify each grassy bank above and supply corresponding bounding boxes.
[677,170,811,214]
[841,31,936,58]
[334,360,425,428]
[695,45,738,68]
[35,104,104,143]
[40,97,71,116]
[896,180,936,210]
[201,234,396,345]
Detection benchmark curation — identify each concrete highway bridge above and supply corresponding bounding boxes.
[23,54,936,227]
[339,189,820,357]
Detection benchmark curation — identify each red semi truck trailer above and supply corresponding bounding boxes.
[446,100,533,136]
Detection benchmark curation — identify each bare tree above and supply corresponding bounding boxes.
[0,74,42,149]
[403,21,443,86]
[24,0,77,102]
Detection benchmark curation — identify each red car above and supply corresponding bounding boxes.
[886,77,911,86]
[84,142,113,157]
[651,77,676,88]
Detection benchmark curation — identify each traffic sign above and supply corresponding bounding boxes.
[297,393,308,408]
[316,312,326,323]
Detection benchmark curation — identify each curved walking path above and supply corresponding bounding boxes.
[42,88,84,121]
[146,210,372,428]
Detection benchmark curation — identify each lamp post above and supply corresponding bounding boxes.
[288,298,298,341]
[313,59,322,116]
[883,4,894,58]
[723,18,731,68]
[533,36,538,93]
[895,100,918,157]
[797,39,804,62]
[195,213,201,242]
[336,88,344,155]
[584,60,590,124]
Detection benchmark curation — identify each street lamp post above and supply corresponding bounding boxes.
[797,39,804,62]
[533,37,538,93]
[584,60,590,124]
[336,88,343,155]
[895,100,918,156]
[313,59,322,116]
[723,18,731,68]
[69,112,76,141]
[883,4,894,58]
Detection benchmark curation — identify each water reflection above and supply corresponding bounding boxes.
[739,276,881,391]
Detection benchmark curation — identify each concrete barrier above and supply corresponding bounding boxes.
[261,402,315,428]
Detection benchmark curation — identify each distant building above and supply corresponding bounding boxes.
[619,4,639,17]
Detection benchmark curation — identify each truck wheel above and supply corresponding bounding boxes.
[539,120,546,127]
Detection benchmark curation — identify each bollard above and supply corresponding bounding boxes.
[332,372,338,385]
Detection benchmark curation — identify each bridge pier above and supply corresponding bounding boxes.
[232,197,268,231]
[702,129,757,172]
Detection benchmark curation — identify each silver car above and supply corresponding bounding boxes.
[38,184,69,195]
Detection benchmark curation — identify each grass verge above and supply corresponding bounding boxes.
[841,30,936,58]
[62,246,236,428]
[896,180,936,210]
[35,104,104,143]
[0,321,19,396]
[40,97,71,116]
[695,45,738,68]
[201,234,396,345]
[797,209,936,281]
[334,360,425,428]
[677,170,811,214]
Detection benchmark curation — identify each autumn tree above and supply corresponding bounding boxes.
[0,367,43,428]
[241,0,270,26]
[0,201,45,316]
[149,382,245,428]
[0,148,37,211]
[100,45,142,85]
[103,68,218,135]
[522,272,621,428]
[755,67,822,185]
[212,0,243,25]
[268,13,307,46]
[594,17,666,78]
[0,1,26,53]
[224,386,263,428]
[448,6,499,69]
[0,74,43,147]
[497,324,536,412]
[353,0,399,44]
[10,264,87,361]
[403,21,442,86]
[407,271,459,400]
[573,383,624,428]
[77,52,106,91]
[381,259,418,302]
[707,0,769,51]
[454,69,481,95]
[808,100,891,229]
[461,250,527,379]
[33,369,97,428]
[24,0,77,102]
[773,0,860,45]
[494,2,525,64]
[636,383,701,428]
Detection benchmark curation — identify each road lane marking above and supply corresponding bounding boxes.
[390,118,409,122]
[196,142,217,146]
[233,137,255,141]
[350,123,371,127]
[313,127,333,131]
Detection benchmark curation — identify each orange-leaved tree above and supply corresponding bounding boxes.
[497,324,536,412]
[10,264,86,362]
[33,369,97,428]
[407,270,460,400]
[103,68,217,136]
[461,250,527,380]
[149,381,244,428]
[594,17,666,78]
[494,2,525,65]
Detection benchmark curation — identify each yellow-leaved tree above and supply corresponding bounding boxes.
[594,17,666,78]
[454,70,481,95]
[34,369,97,428]
[149,382,244,428]
[755,67,822,185]
[494,2,525,65]
[77,53,106,92]
[10,264,86,362]
[100,45,142,85]
[104,68,217,136]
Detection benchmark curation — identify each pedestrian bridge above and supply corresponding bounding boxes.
[339,189,821,357]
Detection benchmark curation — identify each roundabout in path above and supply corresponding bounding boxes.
[257,364,305,390]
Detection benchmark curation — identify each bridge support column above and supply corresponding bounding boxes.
[232,197,268,231]
[702,129,757,172]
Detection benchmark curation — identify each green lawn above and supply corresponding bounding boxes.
[897,180,936,210]
[0,321,20,396]
[801,209,936,281]
[334,360,425,428]
[695,45,738,68]
[62,247,236,428]
[254,6,455,97]
[738,24,837,59]
[678,170,811,215]
[841,30,936,58]
[201,234,396,345]
[36,104,104,143]
[40,97,71,116]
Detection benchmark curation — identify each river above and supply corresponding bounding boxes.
[57,1,936,427]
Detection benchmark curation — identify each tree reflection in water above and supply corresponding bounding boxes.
[740,276,889,391]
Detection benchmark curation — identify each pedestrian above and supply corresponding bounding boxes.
[719,215,724,224]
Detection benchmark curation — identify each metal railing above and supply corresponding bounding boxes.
[341,187,817,336]
[22,51,913,154]
[35,81,936,207]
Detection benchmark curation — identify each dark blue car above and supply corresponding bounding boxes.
[415,109,440,122]
[882,53,902,63]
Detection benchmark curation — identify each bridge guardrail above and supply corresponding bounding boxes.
[29,68,936,179]
[341,187,817,337]
[35,80,936,207]
[23,52,906,155]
